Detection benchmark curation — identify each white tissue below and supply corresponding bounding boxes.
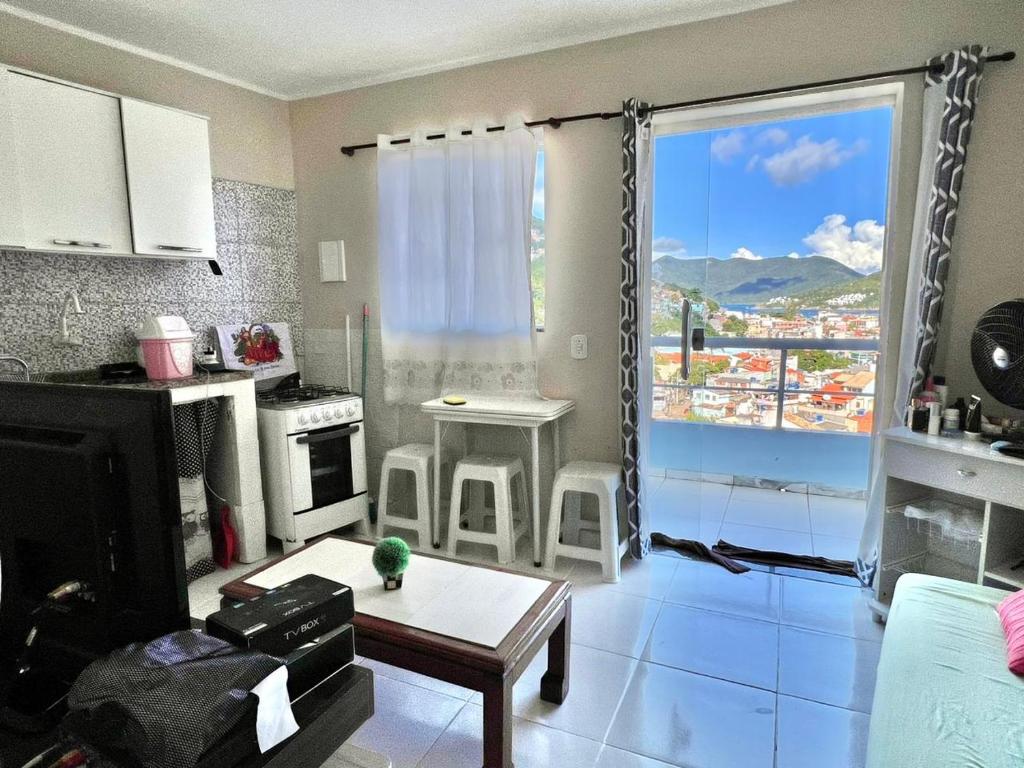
[251,665,300,753]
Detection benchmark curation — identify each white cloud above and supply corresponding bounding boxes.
[745,153,761,172]
[803,214,885,274]
[710,130,746,163]
[730,247,763,260]
[761,136,868,186]
[786,251,802,259]
[652,236,686,259]
[756,127,789,146]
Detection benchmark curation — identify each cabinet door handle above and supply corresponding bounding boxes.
[156,245,204,253]
[52,239,111,248]
[957,469,977,479]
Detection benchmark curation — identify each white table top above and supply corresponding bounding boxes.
[885,426,1024,469]
[421,394,575,425]
[243,538,551,649]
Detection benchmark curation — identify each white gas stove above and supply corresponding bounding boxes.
[256,384,369,552]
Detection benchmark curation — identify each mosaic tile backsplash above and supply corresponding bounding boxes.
[0,178,302,374]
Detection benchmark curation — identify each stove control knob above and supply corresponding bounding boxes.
[334,407,344,419]
[298,413,309,426]
[310,411,321,424]
[346,404,356,417]
[324,409,333,421]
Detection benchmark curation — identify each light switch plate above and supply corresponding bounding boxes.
[318,240,346,282]
[570,334,588,360]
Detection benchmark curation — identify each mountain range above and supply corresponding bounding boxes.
[652,255,868,304]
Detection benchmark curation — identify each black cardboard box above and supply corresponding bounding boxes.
[206,574,354,657]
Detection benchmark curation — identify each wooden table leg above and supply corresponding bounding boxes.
[530,426,541,566]
[540,596,571,704]
[482,676,513,768]
[433,419,442,548]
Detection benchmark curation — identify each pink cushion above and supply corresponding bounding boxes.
[997,589,1024,674]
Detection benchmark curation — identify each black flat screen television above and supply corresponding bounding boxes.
[0,382,189,685]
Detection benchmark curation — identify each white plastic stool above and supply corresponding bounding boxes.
[544,461,627,582]
[377,443,447,548]
[447,455,528,564]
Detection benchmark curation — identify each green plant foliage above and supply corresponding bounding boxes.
[372,537,411,577]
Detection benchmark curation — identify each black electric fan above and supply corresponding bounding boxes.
[970,299,1024,457]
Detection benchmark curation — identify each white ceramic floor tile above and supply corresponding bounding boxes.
[780,577,883,642]
[809,496,868,539]
[724,490,811,533]
[812,534,860,562]
[606,661,776,768]
[325,744,392,768]
[417,702,603,768]
[655,479,731,519]
[778,626,881,713]
[567,556,679,600]
[664,557,781,622]
[571,588,661,658]
[360,658,475,701]
[729,485,806,508]
[512,643,637,742]
[718,523,814,555]
[347,676,465,768]
[643,602,779,690]
[595,745,678,768]
[773,567,860,587]
[776,695,870,768]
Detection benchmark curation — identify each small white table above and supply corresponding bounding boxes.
[421,395,575,565]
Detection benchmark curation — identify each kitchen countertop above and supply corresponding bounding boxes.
[33,369,253,390]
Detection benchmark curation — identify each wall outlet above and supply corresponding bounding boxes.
[570,334,588,360]
[318,240,346,282]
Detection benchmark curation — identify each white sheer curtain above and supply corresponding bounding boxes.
[377,118,540,404]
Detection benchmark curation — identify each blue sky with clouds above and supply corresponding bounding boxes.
[652,106,894,274]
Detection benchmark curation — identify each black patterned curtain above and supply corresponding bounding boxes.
[620,98,653,559]
[906,45,988,406]
[858,45,988,588]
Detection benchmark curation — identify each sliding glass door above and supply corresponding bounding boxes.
[648,85,899,556]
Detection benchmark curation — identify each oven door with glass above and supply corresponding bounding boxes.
[286,421,367,513]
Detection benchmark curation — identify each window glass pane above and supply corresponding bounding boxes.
[531,151,545,328]
[652,103,892,432]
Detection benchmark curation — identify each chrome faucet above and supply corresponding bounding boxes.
[57,289,84,346]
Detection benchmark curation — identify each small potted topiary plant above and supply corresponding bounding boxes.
[372,537,411,590]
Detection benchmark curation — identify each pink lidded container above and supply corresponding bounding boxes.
[136,315,195,380]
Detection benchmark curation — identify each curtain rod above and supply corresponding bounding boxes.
[340,50,1015,156]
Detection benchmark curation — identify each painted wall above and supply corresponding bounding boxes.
[289,0,1024,494]
[0,11,294,189]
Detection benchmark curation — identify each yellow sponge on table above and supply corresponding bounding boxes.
[442,395,467,405]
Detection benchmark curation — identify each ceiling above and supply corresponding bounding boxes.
[0,0,793,100]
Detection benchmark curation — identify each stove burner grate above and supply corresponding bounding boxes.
[256,384,352,405]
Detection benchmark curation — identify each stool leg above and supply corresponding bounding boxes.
[598,491,621,583]
[544,480,564,572]
[495,480,514,565]
[447,476,465,558]
[563,491,582,546]
[414,463,432,550]
[376,464,391,539]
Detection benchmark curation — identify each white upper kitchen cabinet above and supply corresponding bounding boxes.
[121,98,216,259]
[8,72,133,255]
[0,69,25,249]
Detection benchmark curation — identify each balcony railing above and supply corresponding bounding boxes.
[651,335,879,432]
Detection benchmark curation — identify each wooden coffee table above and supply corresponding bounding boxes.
[221,536,572,768]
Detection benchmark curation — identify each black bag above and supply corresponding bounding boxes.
[62,630,281,768]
